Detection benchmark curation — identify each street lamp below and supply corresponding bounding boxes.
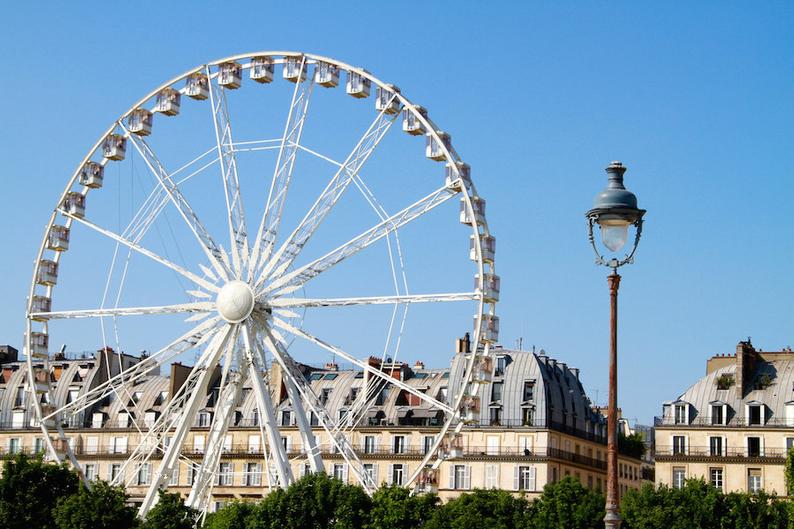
[585,161,645,529]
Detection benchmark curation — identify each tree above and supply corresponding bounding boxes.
[366,484,439,529]
[53,480,138,529]
[203,501,257,529]
[0,454,79,529]
[139,490,198,529]
[621,479,724,529]
[786,447,794,496]
[425,489,531,529]
[530,477,604,529]
[618,433,646,460]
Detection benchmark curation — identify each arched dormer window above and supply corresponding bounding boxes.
[709,400,728,425]
[673,400,690,425]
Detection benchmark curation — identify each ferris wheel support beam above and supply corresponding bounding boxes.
[207,72,248,278]
[255,101,399,288]
[262,183,457,297]
[273,318,454,415]
[250,57,315,279]
[123,128,231,283]
[138,326,233,517]
[242,323,293,488]
[30,301,214,320]
[61,210,219,293]
[260,327,374,491]
[268,292,479,309]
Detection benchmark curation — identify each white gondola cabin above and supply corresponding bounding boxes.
[476,273,501,303]
[102,134,126,161]
[154,88,181,116]
[459,196,485,225]
[79,161,104,189]
[33,368,49,394]
[471,234,495,263]
[441,433,464,459]
[461,395,481,424]
[185,72,209,100]
[29,332,49,358]
[31,296,51,320]
[445,161,472,190]
[315,61,339,87]
[426,131,451,161]
[476,314,500,343]
[346,69,371,98]
[375,84,401,114]
[218,61,242,89]
[37,259,58,286]
[63,192,85,218]
[250,56,274,83]
[402,105,427,135]
[283,56,306,83]
[416,468,439,493]
[128,109,153,136]
[473,355,494,384]
[47,225,70,252]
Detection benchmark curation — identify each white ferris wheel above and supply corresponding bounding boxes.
[24,51,499,516]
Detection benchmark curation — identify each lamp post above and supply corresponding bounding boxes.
[585,161,645,529]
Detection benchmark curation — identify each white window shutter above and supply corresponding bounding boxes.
[528,467,536,491]
[760,436,765,457]
[375,436,379,450]
[513,466,520,491]
[372,464,379,485]
[449,465,455,489]
[464,465,471,490]
[342,464,348,483]
[388,464,394,485]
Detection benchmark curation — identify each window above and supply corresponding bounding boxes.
[392,436,405,454]
[710,468,723,490]
[588,475,594,489]
[363,464,377,485]
[281,410,292,426]
[218,463,233,486]
[85,436,98,455]
[112,436,128,454]
[117,411,130,428]
[310,412,319,426]
[451,464,470,490]
[748,468,762,493]
[491,382,503,402]
[787,438,794,452]
[193,435,205,453]
[522,381,534,401]
[485,464,499,489]
[168,466,179,486]
[14,387,24,407]
[495,356,507,376]
[672,467,686,489]
[711,404,724,425]
[11,411,24,429]
[489,407,502,425]
[320,389,332,405]
[197,412,211,427]
[515,465,536,491]
[364,435,376,454]
[486,436,500,456]
[748,404,763,426]
[281,436,290,452]
[144,411,158,428]
[67,387,79,404]
[187,464,197,486]
[92,412,104,428]
[674,404,688,425]
[84,464,96,482]
[672,435,686,455]
[137,463,152,486]
[8,438,20,454]
[333,463,346,482]
[747,437,761,457]
[390,464,405,486]
[709,436,723,456]
[423,435,435,454]
[244,463,262,486]
[521,407,534,426]
[109,464,121,482]
[34,438,45,454]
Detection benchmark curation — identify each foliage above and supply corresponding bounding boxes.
[53,480,138,529]
[0,453,79,529]
[529,477,604,529]
[139,490,198,529]
[203,501,257,529]
[755,373,773,390]
[716,374,735,390]
[787,447,794,497]
[365,484,439,529]
[424,489,532,529]
[618,433,647,460]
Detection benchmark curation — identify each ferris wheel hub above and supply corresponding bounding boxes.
[215,280,255,323]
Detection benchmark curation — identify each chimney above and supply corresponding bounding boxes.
[0,346,18,364]
[735,339,758,396]
[414,361,425,370]
[324,362,339,371]
[456,333,471,354]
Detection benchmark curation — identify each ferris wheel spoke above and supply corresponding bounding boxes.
[139,325,234,517]
[272,317,454,415]
[30,301,215,320]
[269,292,479,309]
[250,57,316,279]
[254,102,400,289]
[261,184,458,297]
[45,317,222,422]
[62,211,219,293]
[122,127,231,282]
[242,322,294,487]
[208,74,248,278]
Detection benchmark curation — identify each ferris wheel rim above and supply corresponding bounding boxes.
[24,50,496,507]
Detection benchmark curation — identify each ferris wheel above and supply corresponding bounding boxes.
[24,52,499,516]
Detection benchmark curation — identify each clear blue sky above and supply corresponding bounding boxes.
[0,1,792,425]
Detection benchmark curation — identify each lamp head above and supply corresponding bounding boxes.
[586,162,646,257]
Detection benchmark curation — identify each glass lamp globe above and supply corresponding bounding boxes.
[586,161,645,258]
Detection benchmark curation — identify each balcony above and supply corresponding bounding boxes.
[655,445,788,462]
[654,416,793,428]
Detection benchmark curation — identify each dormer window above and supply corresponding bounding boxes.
[522,381,535,402]
[710,402,727,425]
[785,401,794,426]
[495,356,507,377]
[674,403,689,425]
[491,382,503,402]
[117,411,131,428]
[746,402,764,426]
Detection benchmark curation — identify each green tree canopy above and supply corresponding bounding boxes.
[203,500,257,529]
[139,490,198,529]
[0,454,79,529]
[365,484,439,529]
[425,488,532,529]
[529,477,604,529]
[53,480,138,529]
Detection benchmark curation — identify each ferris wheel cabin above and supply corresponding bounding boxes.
[36,259,58,286]
[250,56,274,83]
[477,273,501,303]
[78,162,104,189]
[29,331,49,358]
[375,85,401,114]
[346,70,371,98]
[402,105,427,136]
[477,314,500,343]
[30,296,51,320]
[47,225,70,252]
[63,192,85,218]
[426,131,451,161]
[185,72,209,100]
[102,134,126,161]
[459,196,485,225]
[315,61,340,87]
[445,162,472,190]
[128,109,153,136]
[283,56,307,83]
[154,88,181,116]
[218,61,243,89]
[462,395,481,424]
[471,234,496,262]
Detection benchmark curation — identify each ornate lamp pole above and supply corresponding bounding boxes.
[585,161,645,529]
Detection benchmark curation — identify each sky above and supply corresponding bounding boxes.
[0,1,792,425]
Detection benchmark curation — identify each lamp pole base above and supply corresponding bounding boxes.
[604,511,622,529]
